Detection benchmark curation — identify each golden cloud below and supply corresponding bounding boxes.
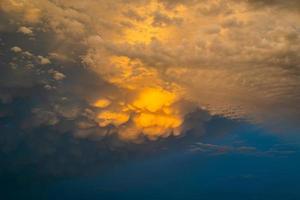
[2,0,299,141]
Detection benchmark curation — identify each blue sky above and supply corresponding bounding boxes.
[50,123,300,200]
[48,124,300,200]
[3,118,300,200]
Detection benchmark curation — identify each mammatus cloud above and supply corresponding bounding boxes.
[0,0,299,143]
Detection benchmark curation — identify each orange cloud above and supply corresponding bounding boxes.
[4,0,298,141]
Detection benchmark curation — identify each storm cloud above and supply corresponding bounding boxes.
[0,0,299,183]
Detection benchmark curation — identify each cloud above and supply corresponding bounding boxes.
[189,142,234,154]
[11,46,22,53]
[189,142,298,156]
[17,26,33,35]
[247,0,300,11]
[1,0,299,141]
[38,56,51,65]
[49,70,66,81]
[0,0,299,183]
[151,11,183,27]
[123,9,146,22]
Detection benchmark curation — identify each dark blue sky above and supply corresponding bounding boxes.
[3,118,300,200]
[47,124,300,200]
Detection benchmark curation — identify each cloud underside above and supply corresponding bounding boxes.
[0,0,299,143]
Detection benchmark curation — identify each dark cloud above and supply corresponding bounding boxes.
[0,12,212,185]
[158,0,300,12]
[189,142,298,156]
[247,0,300,11]
[123,9,146,21]
[158,0,198,8]
[151,11,183,27]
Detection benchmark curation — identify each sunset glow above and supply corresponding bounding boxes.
[1,0,300,198]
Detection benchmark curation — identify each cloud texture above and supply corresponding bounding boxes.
[0,0,299,177]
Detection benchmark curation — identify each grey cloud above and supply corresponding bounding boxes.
[189,142,234,154]
[221,17,245,28]
[189,142,298,156]
[11,46,22,53]
[151,11,183,27]
[158,0,198,8]
[18,26,33,35]
[197,0,233,16]
[49,70,66,80]
[160,0,298,12]
[123,9,146,21]
[247,0,300,11]
[38,55,51,65]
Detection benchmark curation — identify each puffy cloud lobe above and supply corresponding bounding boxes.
[50,70,66,81]
[38,56,51,65]
[11,46,22,53]
[17,26,33,35]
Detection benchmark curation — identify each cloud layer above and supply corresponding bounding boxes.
[0,0,299,147]
[1,0,300,142]
[0,0,300,186]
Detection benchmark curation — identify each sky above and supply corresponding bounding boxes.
[0,0,300,199]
